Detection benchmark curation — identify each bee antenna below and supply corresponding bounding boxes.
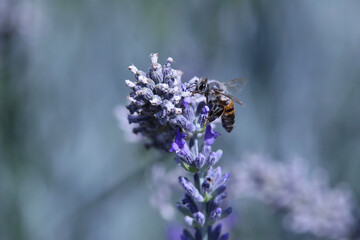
[186,82,196,90]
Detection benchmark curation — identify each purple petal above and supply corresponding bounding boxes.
[184,106,195,122]
[211,224,222,240]
[210,208,222,221]
[169,129,186,152]
[201,180,210,193]
[204,149,223,167]
[208,166,222,181]
[176,148,195,165]
[182,96,191,108]
[221,207,233,219]
[195,229,202,240]
[213,185,226,196]
[216,173,230,188]
[182,194,199,213]
[179,177,204,202]
[181,83,187,91]
[193,212,205,227]
[214,193,227,204]
[202,105,210,115]
[171,115,194,132]
[184,216,194,227]
[205,152,217,167]
[202,145,212,157]
[215,150,223,163]
[219,233,230,240]
[169,143,179,152]
[170,130,195,164]
[194,153,205,169]
[204,125,220,145]
[198,105,209,127]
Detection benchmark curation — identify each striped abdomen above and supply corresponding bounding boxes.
[220,99,235,132]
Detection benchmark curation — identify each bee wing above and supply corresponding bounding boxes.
[223,78,248,94]
[214,90,244,105]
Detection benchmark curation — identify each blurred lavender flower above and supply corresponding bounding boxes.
[149,164,183,221]
[123,54,232,239]
[0,0,47,42]
[113,105,142,143]
[231,154,355,240]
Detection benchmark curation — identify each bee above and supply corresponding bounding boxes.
[206,177,214,184]
[191,77,247,132]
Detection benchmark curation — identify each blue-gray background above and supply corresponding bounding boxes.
[1,0,360,239]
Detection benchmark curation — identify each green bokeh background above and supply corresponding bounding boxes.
[1,0,360,239]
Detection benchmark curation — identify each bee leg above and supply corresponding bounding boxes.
[206,105,224,125]
[190,90,201,96]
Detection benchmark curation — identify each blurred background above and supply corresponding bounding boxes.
[1,0,360,239]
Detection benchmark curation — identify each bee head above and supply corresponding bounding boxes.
[197,78,208,93]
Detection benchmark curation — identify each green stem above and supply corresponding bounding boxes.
[194,139,199,157]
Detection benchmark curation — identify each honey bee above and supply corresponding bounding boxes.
[206,177,214,184]
[191,77,247,132]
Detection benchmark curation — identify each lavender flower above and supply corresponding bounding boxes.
[124,54,232,239]
[124,53,192,150]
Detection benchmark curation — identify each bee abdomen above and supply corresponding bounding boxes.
[221,100,235,132]
[221,113,235,132]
